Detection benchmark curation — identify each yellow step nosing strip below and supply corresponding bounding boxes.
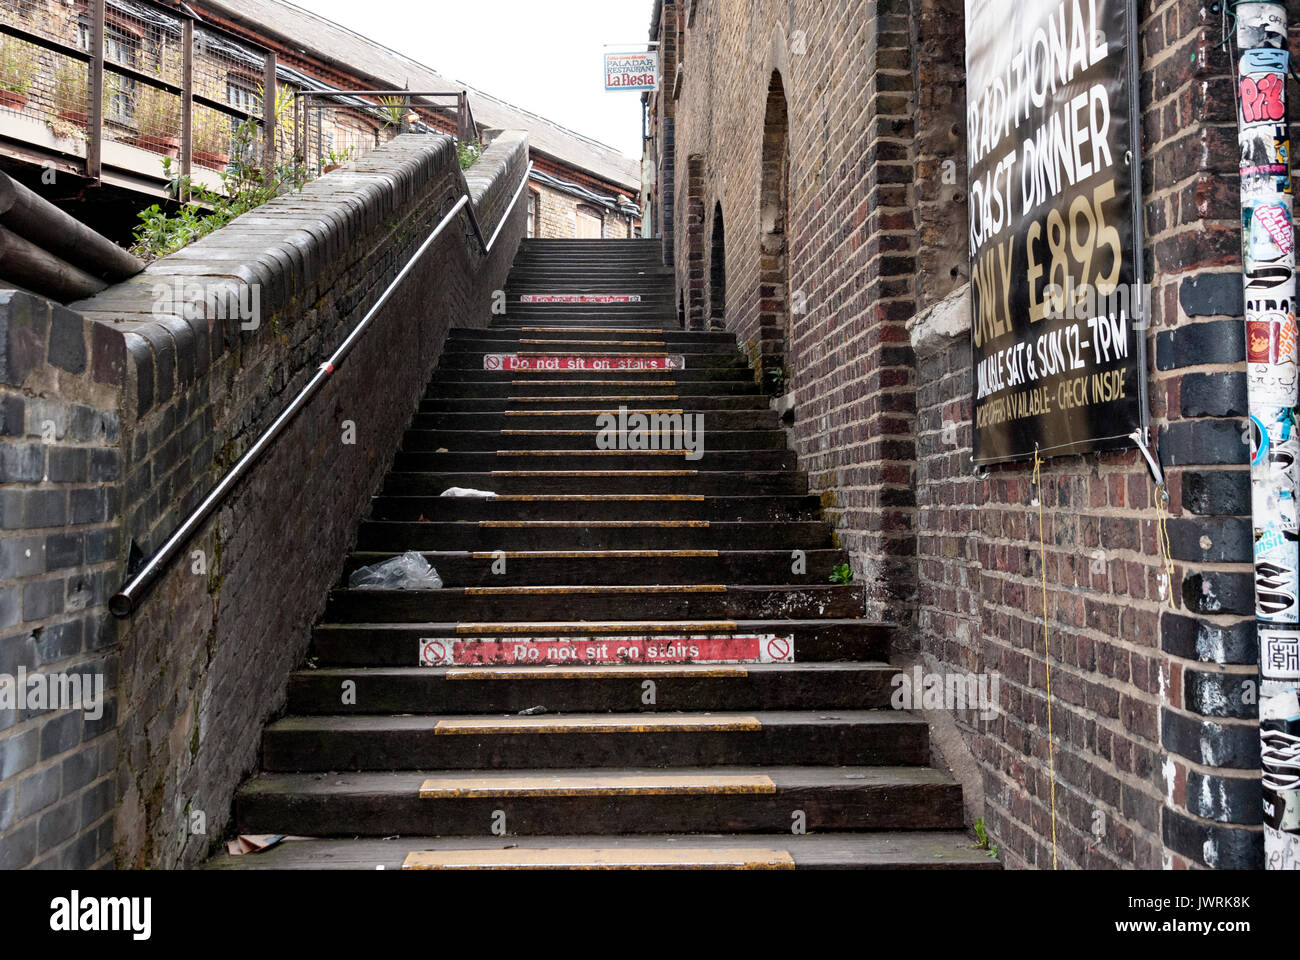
[500,430,698,436]
[455,621,739,634]
[402,848,795,870]
[489,495,705,502]
[503,409,686,416]
[519,327,666,333]
[468,550,719,559]
[493,450,689,457]
[489,470,698,477]
[518,339,668,346]
[463,585,725,596]
[445,664,748,680]
[417,773,775,798]
[506,396,680,402]
[432,715,762,734]
[509,380,678,386]
[478,520,709,528]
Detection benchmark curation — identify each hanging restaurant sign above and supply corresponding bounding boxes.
[604,51,658,91]
[965,0,1146,463]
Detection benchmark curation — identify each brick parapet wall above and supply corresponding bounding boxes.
[0,130,529,868]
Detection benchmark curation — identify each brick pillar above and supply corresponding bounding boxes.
[684,155,706,330]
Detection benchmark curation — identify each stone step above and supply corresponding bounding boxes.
[441,345,742,360]
[389,450,796,473]
[310,618,891,666]
[235,765,963,837]
[204,832,1000,870]
[381,470,808,496]
[413,410,780,430]
[431,368,753,384]
[419,395,771,413]
[354,518,833,551]
[400,429,788,452]
[367,493,820,521]
[339,548,847,585]
[285,663,899,714]
[322,584,864,623]
[447,327,735,343]
[490,317,682,328]
[208,237,989,874]
[259,710,931,772]
[426,380,762,398]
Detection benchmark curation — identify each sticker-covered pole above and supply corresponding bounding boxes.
[1235,2,1300,869]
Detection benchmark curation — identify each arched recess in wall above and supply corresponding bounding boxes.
[709,201,727,330]
[758,69,790,381]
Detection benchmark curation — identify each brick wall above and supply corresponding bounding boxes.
[530,181,637,240]
[0,292,123,868]
[0,130,529,868]
[658,0,1283,868]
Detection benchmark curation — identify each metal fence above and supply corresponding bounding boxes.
[294,89,477,176]
[0,0,480,194]
[0,0,276,188]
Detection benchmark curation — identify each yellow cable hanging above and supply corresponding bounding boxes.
[1153,481,1177,609]
[1032,447,1060,869]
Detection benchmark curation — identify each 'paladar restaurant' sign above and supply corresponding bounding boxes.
[605,52,658,91]
[966,0,1146,464]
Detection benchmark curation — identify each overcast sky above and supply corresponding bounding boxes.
[290,0,655,159]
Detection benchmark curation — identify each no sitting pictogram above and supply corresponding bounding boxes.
[420,639,450,665]
[766,637,792,661]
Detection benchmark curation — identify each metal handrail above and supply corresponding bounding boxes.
[109,157,533,617]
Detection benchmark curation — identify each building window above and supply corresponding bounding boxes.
[79,22,141,124]
[105,28,140,124]
[527,191,539,238]
[227,78,261,153]
[227,79,260,117]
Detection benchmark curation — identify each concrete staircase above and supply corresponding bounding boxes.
[208,238,995,870]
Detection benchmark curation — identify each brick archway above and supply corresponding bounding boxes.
[758,69,790,384]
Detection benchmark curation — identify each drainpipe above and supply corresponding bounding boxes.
[1235,1,1300,869]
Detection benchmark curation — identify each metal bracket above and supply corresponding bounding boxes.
[1129,428,1165,487]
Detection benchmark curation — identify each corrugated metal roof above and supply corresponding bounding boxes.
[196,0,642,191]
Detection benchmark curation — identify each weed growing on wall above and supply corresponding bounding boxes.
[129,116,312,260]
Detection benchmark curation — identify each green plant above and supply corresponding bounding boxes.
[323,145,356,167]
[134,84,180,140]
[457,139,482,170]
[259,82,297,156]
[377,94,410,129]
[192,110,231,158]
[973,818,998,858]
[130,116,311,260]
[830,563,854,585]
[0,38,37,95]
[765,364,787,395]
[53,63,88,114]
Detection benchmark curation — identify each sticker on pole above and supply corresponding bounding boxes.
[520,294,643,304]
[418,634,795,666]
[483,354,684,371]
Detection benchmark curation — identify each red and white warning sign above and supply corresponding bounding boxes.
[418,634,795,666]
[520,294,642,303]
[483,354,684,371]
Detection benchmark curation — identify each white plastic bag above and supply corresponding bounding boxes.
[349,551,443,590]
[440,487,499,498]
